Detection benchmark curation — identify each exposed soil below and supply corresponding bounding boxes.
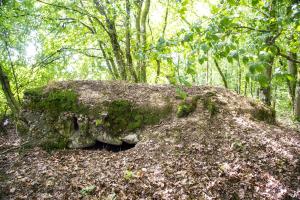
[0,82,299,199]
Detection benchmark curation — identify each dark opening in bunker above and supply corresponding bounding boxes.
[84,141,136,152]
[72,116,79,131]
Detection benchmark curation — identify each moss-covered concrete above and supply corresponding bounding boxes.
[202,96,218,116]
[22,87,173,150]
[24,88,83,116]
[176,96,199,118]
[252,107,276,124]
[105,100,172,135]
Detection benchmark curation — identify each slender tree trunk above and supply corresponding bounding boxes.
[206,52,209,85]
[272,85,277,110]
[293,54,300,121]
[4,40,20,103]
[237,51,242,94]
[125,0,138,82]
[295,80,300,121]
[155,60,161,84]
[98,41,119,79]
[107,27,127,80]
[244,78,248,96]
[287,52,297,110]
[0,64,19,115]
[135,0,143,80]
[155,0,169,83]
[94,0,127,80]
[140,0,150,82]
[213,58,228,89]
[250,78,253,97]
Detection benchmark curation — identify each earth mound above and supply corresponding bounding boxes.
[20,80,274,150]
[0,81,299,199]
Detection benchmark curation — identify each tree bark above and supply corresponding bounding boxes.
[287,52,297,109]
[94,0,127,80]
[0,64,19,115]
[260,57,273,106]
[125,0,138,82]
[140,0,150,82]
[155,0,169,83]
[293,54,300,121]
[98,41,119,79]
[213,58,228,89]
[295,81,300,121]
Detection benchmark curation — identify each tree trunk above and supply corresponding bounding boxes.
[98,41,119,79]
[237,51,242,94]
[206,52,209,85]
[295,83,300,121]
[0,64,19,115]
[244,78,248,96]
[125,0,138,82]
[293,55,300,121]
[140,0,150,82]
[287,52,297,109]
[155,0,169,83]
[213,58,228,89]
[93,0,127,80]
[260,58,273,106]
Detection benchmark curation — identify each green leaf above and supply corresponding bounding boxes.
[251,0,259,6]
[249,62,264,73]
[186,66,196,75]
[227,56,233,63]
[200,44,209,53]
[255,74,269,88]
[220,17,231,26]
[227,0,237,6]
[242,56,249,64]
[183,32,193,42]
[198,55,208,64]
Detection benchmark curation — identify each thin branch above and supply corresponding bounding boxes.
[234,26,269,33]
[36,0,109,33]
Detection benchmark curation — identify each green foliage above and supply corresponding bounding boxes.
[80,185,96,196]
[175,88,188,100]
[123,170,134,181]
[0,0,299,123]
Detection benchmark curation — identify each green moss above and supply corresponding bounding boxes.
[24,88,83,117]
[202,97,218,116]
[41,134,69,151]
[104,100,172,135]
[176,96,199,118]
[253,107,276,124]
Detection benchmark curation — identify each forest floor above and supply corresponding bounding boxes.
[0,84,300,200]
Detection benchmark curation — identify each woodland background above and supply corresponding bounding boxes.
[0,0,299,123]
